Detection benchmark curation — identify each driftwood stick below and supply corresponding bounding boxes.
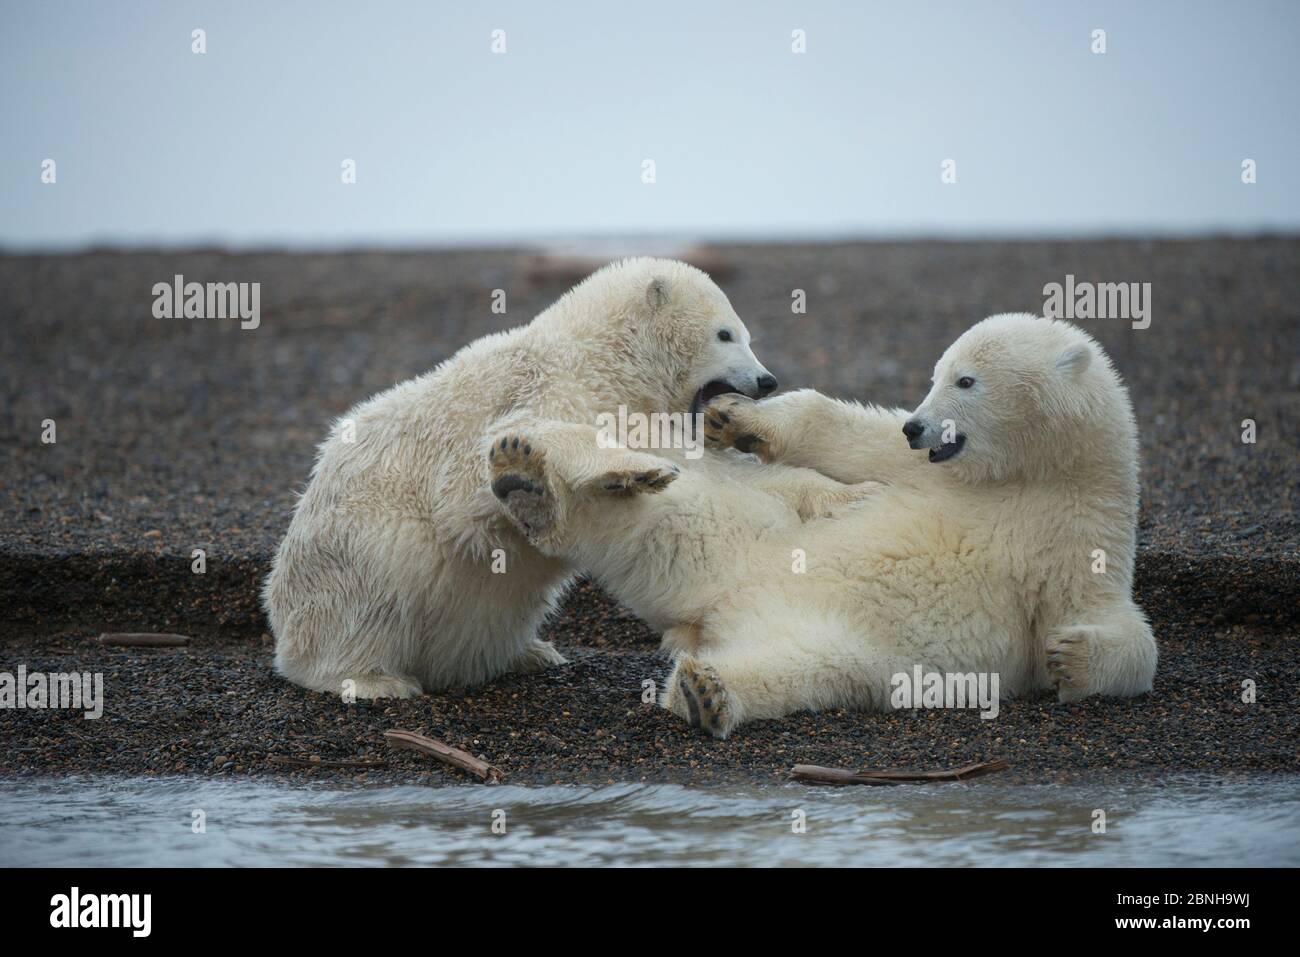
[790,759,1010,787]
[268,754,387,769]
[384,730,504,782]
[95,632,191,647]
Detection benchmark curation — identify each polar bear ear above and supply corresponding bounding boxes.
[1055,343,1092,376]
[645,278,671,315]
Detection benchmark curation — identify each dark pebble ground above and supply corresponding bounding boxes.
[1,240,1297,786]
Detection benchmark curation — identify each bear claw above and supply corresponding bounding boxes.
[595,465,679,496]
[488,433,556,541]
[702,394,772,458]
[1046,627,1095,703]
[673,657,733,739]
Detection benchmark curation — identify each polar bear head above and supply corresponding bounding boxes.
[902,313,1138,485]
[552,258,777,415]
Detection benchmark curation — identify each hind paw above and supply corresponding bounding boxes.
[488,434,556,541]
[666,657,735,739]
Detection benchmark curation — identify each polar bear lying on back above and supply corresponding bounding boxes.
[264,259,793,699]
[487,313,1158,737]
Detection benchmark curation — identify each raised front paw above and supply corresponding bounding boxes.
[488,433,556,542]
[1046,625,1098,703]
[702,394,773,457]
[664,656,735,739]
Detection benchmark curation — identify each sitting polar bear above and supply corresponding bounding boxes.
[487,313,1158,737]
[264,258,788,699]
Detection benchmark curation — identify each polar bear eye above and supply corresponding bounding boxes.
[957,376,975,389]
[717,329,733,343]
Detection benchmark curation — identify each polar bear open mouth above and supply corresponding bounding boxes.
[690,380,743,416]
[928,434,966,463]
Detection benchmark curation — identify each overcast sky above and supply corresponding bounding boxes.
[2,0,1297,248]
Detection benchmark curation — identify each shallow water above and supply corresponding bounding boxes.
[1,774,1297,867]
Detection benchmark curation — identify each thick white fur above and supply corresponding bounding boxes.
[264,258,776,699]
[493,314,1158,736]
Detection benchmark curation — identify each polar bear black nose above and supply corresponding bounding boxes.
[902,419,925,441]
[757,374,778,396]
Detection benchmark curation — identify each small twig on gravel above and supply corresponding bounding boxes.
[94,632,190,647]
[790,759,1009,787]
[268,754,387,769]
[383,730,504,783]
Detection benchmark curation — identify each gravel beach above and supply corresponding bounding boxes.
[2,240,1296,785]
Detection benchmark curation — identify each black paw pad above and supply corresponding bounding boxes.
[491,474,538,500]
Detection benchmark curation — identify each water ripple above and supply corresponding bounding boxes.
[1,774,1297,867]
